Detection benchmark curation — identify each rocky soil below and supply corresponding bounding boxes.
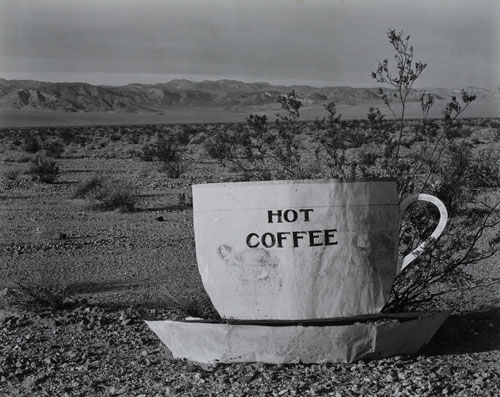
[1,304,499,396]
[1,122,499,396]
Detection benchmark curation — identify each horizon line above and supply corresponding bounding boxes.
[0,76,495,91]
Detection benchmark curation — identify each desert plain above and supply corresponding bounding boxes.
[0,109,499,395]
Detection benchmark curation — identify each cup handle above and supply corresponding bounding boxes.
[397,193,448,274]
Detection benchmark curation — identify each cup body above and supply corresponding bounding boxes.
[193,178,400,320]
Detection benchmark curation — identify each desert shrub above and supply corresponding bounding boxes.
[161,280,220,319]
[98,139,109,148]
[22,134,41,153]
[205,91,316,180]
[177,192,193,208]
[489,119,500,138]
[7,264,76,310]
[139,134,187,178]
[314,103,386,178]
[178,126,199,145]
[366,30,499,311]
[74,175,106,198]
[156,134,187,178]
[110,133,122,142]
[180,296,220,319]
[16,155,33,163]
[371,29,428,159]
[2,154,32,163]
[478,119,490,128]
[60,128,74,144]
[74,133,89,146]
[75,175,138,212]
[126,148,139,158]
[203,29,500,312]
[127,135,140,144]
[98,183,138,211]
[26,155,59,183]
[188,131,207,145]
[5,168,21,181]
[204,126,236,162]
[10,279,74,310]
[469,149,500,189]
[312,30,500,311]
[139,143,157,161]
[43,139,65,158]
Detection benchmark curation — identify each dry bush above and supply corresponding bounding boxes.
[5,168,21,181]
[43,139,65,158]
[205,92,319,180]
[75,175,139,212]
[161,278,220,319]
[74,175,106,198]
[140,133,187,178]
[177,193,193,209]
[204,28,500,312]
[99,182,139,212]
[26,155,60,183]
[21,134,41,154]
[6,263,77,310]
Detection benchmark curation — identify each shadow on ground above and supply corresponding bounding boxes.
[138,205,191,212]
[423,308,500,355]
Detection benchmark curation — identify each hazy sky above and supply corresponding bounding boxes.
[1,0,499,88]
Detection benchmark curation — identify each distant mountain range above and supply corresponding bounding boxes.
[0,78,498,113]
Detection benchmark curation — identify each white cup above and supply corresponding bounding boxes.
[193,178,447,320]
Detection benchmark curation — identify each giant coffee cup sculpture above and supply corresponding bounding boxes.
[147,179,451,364]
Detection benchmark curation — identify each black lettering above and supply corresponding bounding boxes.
[246,233,260,248]
[308,230,323,246]
[324,229,338,245]
[262,233,276,248]
[267,210,282,223]
[299,209,314,222]
[292,231,307,247]
[284,209,298,223]
[276,232,291,248]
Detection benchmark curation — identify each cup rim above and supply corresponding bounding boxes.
[193,177,397,188]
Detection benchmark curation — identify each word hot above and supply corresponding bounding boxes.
[246,209,338,249]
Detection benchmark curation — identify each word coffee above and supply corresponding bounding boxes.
[246,208,338,249]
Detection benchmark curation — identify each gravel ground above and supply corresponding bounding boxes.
[1,304,499,397]
[1,125,499,396]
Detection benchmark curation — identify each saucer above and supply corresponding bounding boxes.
[146,311,450,364]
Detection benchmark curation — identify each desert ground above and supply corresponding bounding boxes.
[1,119,499,396]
